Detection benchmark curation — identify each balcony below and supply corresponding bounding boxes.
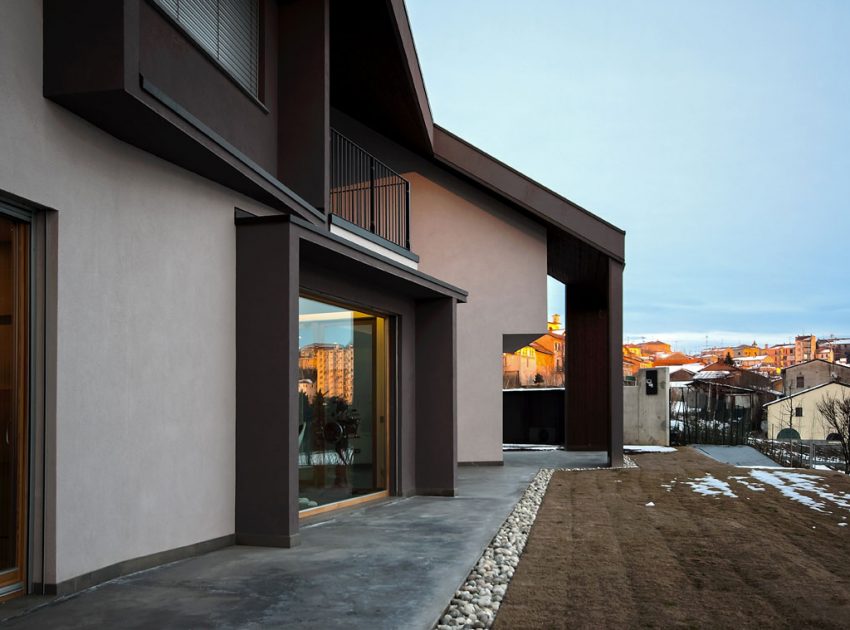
[330,129,410,250]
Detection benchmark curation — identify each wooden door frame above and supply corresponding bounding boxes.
[296,295,395,519]
[0,213,29,601]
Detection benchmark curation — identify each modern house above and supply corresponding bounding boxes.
[0,0,625,600]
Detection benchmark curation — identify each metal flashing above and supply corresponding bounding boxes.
[141,76,324,223]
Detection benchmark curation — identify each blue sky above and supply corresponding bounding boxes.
[406,1,850,352]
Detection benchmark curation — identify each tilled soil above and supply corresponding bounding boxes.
[494,447,850,630]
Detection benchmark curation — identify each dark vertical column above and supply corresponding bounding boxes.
[277,0,329,211]
[396,311,417,496]
[414,297,457,496]
[608,260,624,466]
[565,281,610,451]
[235,219,300,547]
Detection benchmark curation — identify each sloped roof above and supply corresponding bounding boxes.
[783,358,850,372]
[530,341,554,355]
[764,380,850,407]
[700,360,743,373]
[347,1,626,263]
[653,352,700,366]
[433,127,625,262]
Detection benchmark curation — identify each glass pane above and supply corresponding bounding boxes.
[298,297,388,510]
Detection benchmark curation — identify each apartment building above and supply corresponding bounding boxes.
[0,0,624,599]
[783,359,850,395]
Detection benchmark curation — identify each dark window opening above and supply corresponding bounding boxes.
[796,375,805,388]
[795,406,803,417]
[153,0,260,97]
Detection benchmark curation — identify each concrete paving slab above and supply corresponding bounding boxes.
[692,445,780,468]
[0,450,607,630]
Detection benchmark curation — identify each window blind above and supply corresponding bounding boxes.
[154,0,259,98]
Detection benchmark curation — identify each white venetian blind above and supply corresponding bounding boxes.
[154,0,260,98]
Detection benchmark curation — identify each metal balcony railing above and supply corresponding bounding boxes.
[330,129,410,250]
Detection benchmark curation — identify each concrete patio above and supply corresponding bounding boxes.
[0,451,607,630]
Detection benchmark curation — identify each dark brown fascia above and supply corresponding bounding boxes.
[432,125,626,264]
[375,1,624,262]
[141,78,322,223]
[236,214,468,303]
[42,0,323,227]
[386,0,435,152]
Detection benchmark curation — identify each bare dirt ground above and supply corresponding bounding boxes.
[495,447,850,630]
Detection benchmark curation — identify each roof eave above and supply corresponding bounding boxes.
[387,0,434,152]
[432,125,625,263]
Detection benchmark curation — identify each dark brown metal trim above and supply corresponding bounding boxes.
[386,0,434,151]
[141,77,323,222]
[608,259,625,467]
[328,214,419,263]
[433,125,626,263]
[289,215,467,302]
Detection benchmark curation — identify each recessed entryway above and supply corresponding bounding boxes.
[297,296,390,516]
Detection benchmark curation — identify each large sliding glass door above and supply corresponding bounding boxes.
[297,296,389,514]
[0,214,28,600]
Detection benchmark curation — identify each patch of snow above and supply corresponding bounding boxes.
[728,475,766,492]
[502,444,563,451]
[840,523,848,527]
[624,445,677,453]
[694,370,731,380]
[735,465,797,470]
[748,469,850,514]
[684,474,738,498]
[645,502,655,507]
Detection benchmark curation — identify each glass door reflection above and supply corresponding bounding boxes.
[298,297,388,512]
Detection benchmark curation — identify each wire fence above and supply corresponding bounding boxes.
[748,437,847,471]
[670,383,765,446]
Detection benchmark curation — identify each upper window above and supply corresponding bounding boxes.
[796,375,804,388]
[154,0,260,97]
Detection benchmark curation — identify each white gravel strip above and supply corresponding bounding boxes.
[434,457,635,629]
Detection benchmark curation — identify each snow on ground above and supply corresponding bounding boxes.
[683,473,738,498]
[748,469,850,513]
[669,467,850,522]
[728,475,766,492]
[624,445,677,453]
[502,444,563,451]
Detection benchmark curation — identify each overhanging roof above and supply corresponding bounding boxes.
[503,333,545,353]
[330,0,434,154]
[433,127,625,263]
[331,0,625,263]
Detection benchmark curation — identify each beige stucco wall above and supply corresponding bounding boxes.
[408,173,547,463]
[765,382,849,441]
[0,0,277,583]
[784,361,850,395]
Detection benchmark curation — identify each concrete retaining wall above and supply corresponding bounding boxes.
[623,368,670,445]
